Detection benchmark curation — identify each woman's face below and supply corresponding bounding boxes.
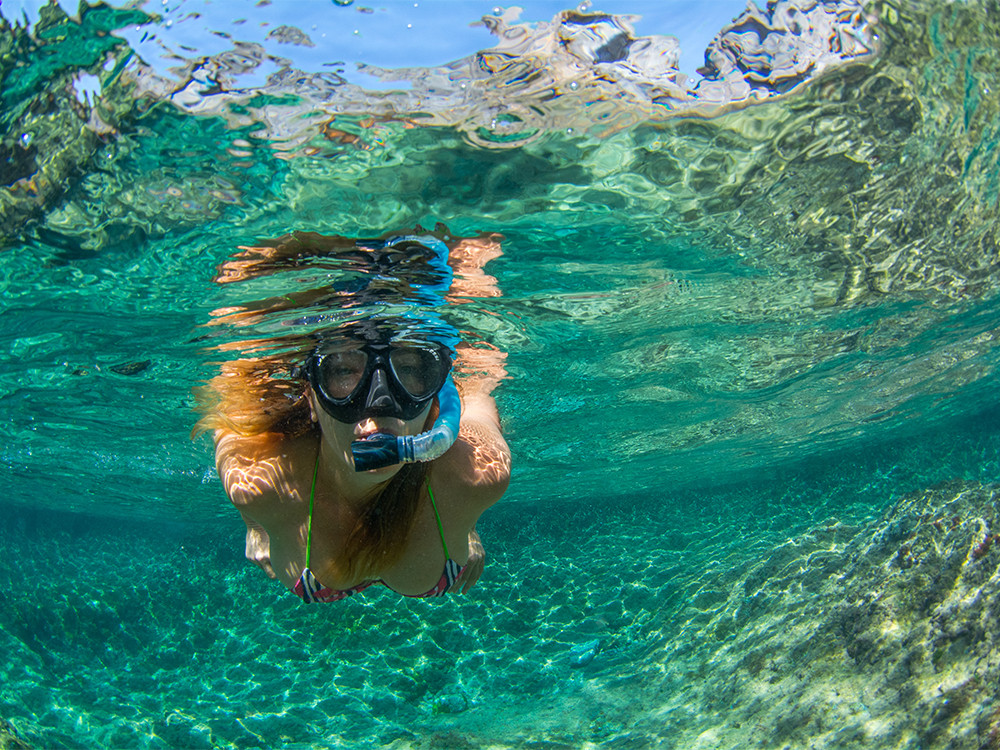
[309,342,449,423]
[303,334,449,474]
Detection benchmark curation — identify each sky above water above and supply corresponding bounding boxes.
[1,0,749,84]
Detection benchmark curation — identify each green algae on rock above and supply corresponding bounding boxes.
[0,2,145,246]
[613,480,1000,749]
[0,719,31,750]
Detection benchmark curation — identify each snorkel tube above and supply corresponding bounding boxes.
[350,375,461,472]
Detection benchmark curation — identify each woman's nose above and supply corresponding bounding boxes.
[363,368,398,414]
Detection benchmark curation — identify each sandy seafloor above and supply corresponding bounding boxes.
[2,407,1000,750]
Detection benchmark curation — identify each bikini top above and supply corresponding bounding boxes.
[293,452,465,604]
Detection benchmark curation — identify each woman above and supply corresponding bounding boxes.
[195,232,510,602]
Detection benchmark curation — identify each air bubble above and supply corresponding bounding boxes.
[20,132,32,147]
[568,81,579,90]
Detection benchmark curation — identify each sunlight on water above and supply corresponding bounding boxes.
[2,0,1000,748]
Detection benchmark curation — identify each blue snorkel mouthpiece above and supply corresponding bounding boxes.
[350,375,461,472]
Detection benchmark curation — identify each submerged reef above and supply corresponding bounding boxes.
[0,719,31,750]
[598,481,1000,749]
[401,480,1000,749]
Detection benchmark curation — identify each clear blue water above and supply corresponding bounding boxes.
[2,1,1000,748]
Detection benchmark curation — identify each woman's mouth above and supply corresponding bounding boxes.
[354,422,400,440]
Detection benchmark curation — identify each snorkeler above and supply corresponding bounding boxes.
[195,233,510,602]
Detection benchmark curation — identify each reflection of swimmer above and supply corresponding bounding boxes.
[194,233,510,602]
[207,228,504,324]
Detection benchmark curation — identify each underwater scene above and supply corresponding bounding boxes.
[2,0,1000,747]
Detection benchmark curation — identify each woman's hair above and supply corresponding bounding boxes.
[341,435,432,580]
[191,356,314,438]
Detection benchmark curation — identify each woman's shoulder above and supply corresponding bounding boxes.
[214,429,312,507]
[435,395,511,510]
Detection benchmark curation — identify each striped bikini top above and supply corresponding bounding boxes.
[293,453,464,604]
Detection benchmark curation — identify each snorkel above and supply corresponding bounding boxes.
[350,374,460,471]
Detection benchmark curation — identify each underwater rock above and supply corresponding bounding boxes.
[0,3,144,245]
[606,480,1000,749]
[569,639,601,668]
[432,690,469,715]
[703,1,1000,307]
[0,719,31,750]
[109,360,152,376]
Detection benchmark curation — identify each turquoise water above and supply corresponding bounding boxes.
[2,1,1000,747]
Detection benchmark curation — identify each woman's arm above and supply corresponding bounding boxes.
[444,345,511,594]
[445,413,507,595]
[452,344,512,506]
[214,431,276,505]
[214,430,286,576]
[446,233,510,505]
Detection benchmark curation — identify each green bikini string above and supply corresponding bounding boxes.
[305,449,450,568]
[426,481,450,561]
[305,449,321,569]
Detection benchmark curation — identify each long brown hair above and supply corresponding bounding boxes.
[342,461,430,580]
[191,356,313,438]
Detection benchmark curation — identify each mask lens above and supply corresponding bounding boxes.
[389,347,447,399]
[319,350,368,400]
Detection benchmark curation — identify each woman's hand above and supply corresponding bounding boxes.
[452,529,485,594]
[244,518,277,579]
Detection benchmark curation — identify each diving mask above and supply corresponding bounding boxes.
[306,339,459,471]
